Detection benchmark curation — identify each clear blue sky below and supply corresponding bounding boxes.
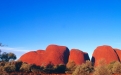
[0,0,121,59]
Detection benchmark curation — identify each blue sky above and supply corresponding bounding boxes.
[0,0,121,59]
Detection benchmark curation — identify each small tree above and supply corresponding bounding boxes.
[8,52,16,61]
[0,43,16,62]
[1,52,9,62]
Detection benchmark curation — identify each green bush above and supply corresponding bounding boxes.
[72,60,94,75]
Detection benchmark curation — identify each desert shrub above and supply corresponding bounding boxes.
[111,61,121,73]
[42,62,55,74]
[107,61,117,73]
[65,61,77,74]
[3,64,16,73]
[14,60,22,71]
[53,64,66,73]
[93,65,111,75]
[93,59,111,75]
[20,62,31,72]
[72,60,94,75]
[31,64,43,73]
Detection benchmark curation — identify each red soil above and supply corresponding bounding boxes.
[91,45,119,66]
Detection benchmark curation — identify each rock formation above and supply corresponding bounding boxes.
[19,51,37,64]
[91,45,119,66]
[19,44,69,66]
[68,49,89,65]
[41,44,69,66]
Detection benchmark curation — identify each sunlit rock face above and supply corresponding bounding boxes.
[91,45,119,66]
[68,49,89,65]
[34,50,45,66]
[41,44,69,66]
[19,51,38,64]
[19,44,69,66]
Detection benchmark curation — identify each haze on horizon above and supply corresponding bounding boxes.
[0,0,121,59]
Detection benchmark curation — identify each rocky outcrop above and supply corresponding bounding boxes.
[41,44,69,66]
[68,49,89,65]
[19,51,37,64]
[91,45,119,66]
[19,44,69,66]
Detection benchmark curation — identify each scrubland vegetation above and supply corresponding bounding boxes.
[0,60,121,75]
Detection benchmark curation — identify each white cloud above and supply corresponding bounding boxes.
[0,47,32,52]
[0,47,33,60]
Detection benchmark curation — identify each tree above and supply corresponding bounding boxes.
[0,43,16,62]
[0,43,7,61]
[0,52,16,62]
[1,52,8,62]
[8,52,16,61]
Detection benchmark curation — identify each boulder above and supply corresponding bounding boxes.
[91,45,119,66]
[41,44,69,66]
[68,49,86,65]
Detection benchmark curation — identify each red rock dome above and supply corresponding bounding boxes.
[68,49,86,65]
[19,51,37,64]
[91,45,119,66]
[41,44,69,66]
